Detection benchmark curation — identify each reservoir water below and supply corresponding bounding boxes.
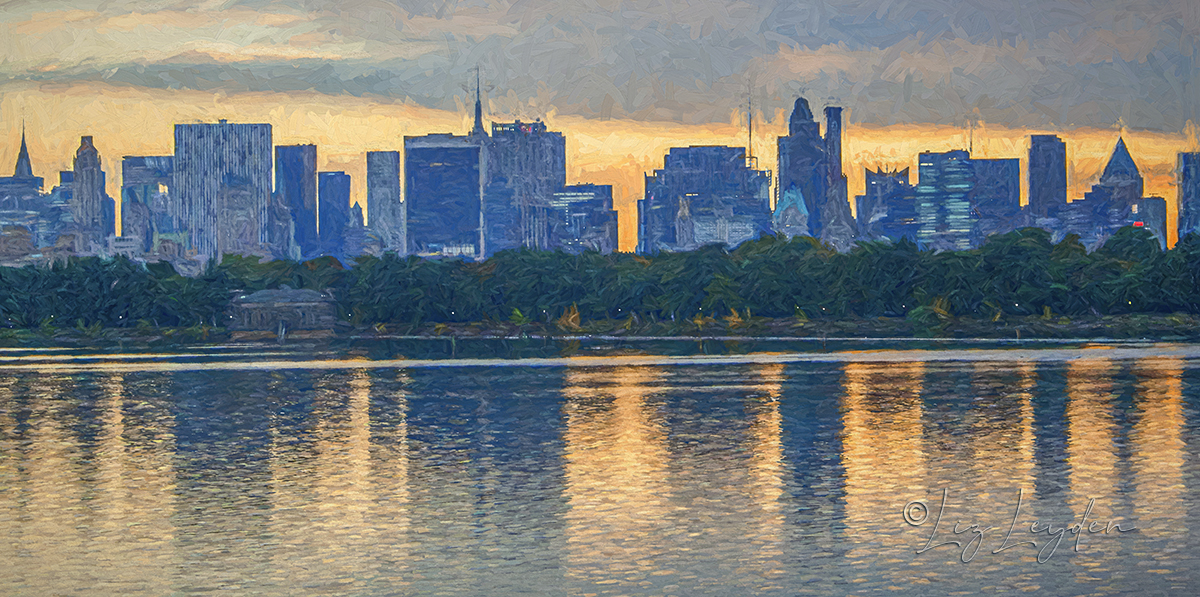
[1,342,1198,595]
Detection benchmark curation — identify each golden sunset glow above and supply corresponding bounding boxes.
[2,83,1192,252]
[1131,358,1186,540]
[562,366,673,587]
[1065,358,1120,539]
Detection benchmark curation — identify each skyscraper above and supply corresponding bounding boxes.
[318,171,351,260]
[855,168,916,242]
[775,98,855,249]
[404,134,486,258]
[638,145,772,253]
[1063,137,1147,250]
[366,150,404,255]
[484,119,567,255]
[971,158,1022,242]
[549,184,618,254]
[914,150,975,251]
[71,136,112,253]
[275,144,318,259]
[1029,135,1067,217]
[120,155,173,254]
[1178,152,1200,240]
[0,125,44,210]
[173,121,273,261]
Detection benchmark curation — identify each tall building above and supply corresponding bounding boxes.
[366,150,404,255]
[1029,135,1067,217]
[0,125,44,210]
[1133,196,1168,249]
[549,184,618,254]
[1178,152,1200,240]
[120,156,174,254]
[971,158,1022,242]
[914,150,975,251]
[173,121,274,262]
[1062,138,1148,250]
[638,145,772,253]
[404,134,486,258]
[318,171,351,260]
[275,144,318,259]
[775,97,856,249]
[484,119,567,255]
[855,168,916,242]
[71,136,113,253]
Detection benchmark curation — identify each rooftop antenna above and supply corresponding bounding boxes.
[747,91,753,167]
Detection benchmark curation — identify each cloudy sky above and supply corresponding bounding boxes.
[1,0,1197,248]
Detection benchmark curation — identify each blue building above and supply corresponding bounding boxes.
[638,146,772,253]
[1029,135,1067,218]
[775,98,856,249]
[855,168,916,243]
[366,150,404,255]
[1178,152,1200,240]
[173,121,275,261]
[549,184,617,254]
[403,134,485,259]
[276,144,318,259]
[484,119,567,255]
[914,150,975,251]
[120,155,174,254]
[318,171,351,260]
[971,158,1022,242]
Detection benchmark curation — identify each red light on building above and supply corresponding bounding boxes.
[1133,221,1144,227]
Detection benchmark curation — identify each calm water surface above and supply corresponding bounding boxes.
[1,344,1199,595]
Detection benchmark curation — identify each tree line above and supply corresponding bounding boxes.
[2,226,1198,331]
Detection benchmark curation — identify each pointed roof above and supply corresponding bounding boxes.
[470,66,487,138]
[14,123,33,178]
[1099,137,1141,183]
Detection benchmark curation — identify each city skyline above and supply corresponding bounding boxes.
[1,1,1197,251]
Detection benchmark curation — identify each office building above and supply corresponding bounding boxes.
[366,150,404,255]
[549,184,617,254]
[775,97,856,249]
[484,119,567,255]
[275,144,318,259]
[1178,152,1200,240]
[914,150,975,251]
[173,121,274,261]
[855,168,917,243]
[404,134,486,258]
[318,171,351,260]
[1029,135,1067,218]
[639,145,772,253]
[120,156,174,254]
[71,136,114,253]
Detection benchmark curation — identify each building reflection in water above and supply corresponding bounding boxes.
[966,362,1039,535]
[840,361,927,564]
[1131,358,1186,551]
[1065,358,1121,566]
[269,369,408,592]
[562,366,672,592]
[745,363,788,588]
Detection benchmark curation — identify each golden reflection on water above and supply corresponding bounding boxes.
[10,375,87,590]
[840,361,926,559]
[747,363,787,583]
[1131,358,1186,544]
[1065,358,1120,567]
[968,362,1039,528]
[268,369,402,591]
[562,366,672,591]
[91,374,178,593]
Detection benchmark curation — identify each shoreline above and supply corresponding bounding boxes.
[1,312,1197,348]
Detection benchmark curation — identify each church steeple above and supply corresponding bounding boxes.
[14,122,33,179]
[470,66,487,138]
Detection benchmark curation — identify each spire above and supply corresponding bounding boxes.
[14,121,33,178]
[471,66,487,138]
[1100,137,1141,183]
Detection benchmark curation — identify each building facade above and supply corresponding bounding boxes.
[1028,135,1067,218]
[549,184,617,254]
[914,150,975,251]
[484,120,567,255]
[275,144,318,259]
[366,150,404,255]
[638,145,772,253]
[318,171,351,260]
[855,168,917,243]
[71,136,113,254]
[120,155,174,255]
[404,134,486,259]
[1179,152,1200,240]
[173,121,274,262]
[775,97,856,249]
